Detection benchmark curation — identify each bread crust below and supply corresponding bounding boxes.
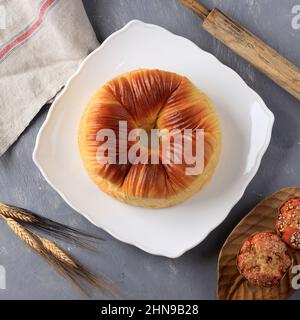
[78,69,222,208]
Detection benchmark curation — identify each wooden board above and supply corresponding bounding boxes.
[218,187,300,300]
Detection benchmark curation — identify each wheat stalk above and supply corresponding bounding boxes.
[1,212,117,297]
[40,237,77,267]
[5,218,41,252]
[0,204,35,223]
[0,203,102,249]
[39,236,117,296]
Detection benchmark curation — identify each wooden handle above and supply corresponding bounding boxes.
[203,9,300,101]
[179,0,210,19]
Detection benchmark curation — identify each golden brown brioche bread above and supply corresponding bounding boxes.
[78,69,221,208]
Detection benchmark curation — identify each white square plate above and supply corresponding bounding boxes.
[33,21,274,258]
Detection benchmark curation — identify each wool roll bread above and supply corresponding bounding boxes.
[79,69,221,208]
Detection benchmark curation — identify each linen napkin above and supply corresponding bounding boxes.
[0,0,99,156]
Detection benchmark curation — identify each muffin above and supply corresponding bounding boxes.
[281,227,300,250]
[237,231,292,287]
[276,197,300,249]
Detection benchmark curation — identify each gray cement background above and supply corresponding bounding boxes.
[0,0,299,299]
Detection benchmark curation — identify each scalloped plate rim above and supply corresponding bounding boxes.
[33,20,274,258]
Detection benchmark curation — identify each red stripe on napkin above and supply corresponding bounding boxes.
[0,0,56,62]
